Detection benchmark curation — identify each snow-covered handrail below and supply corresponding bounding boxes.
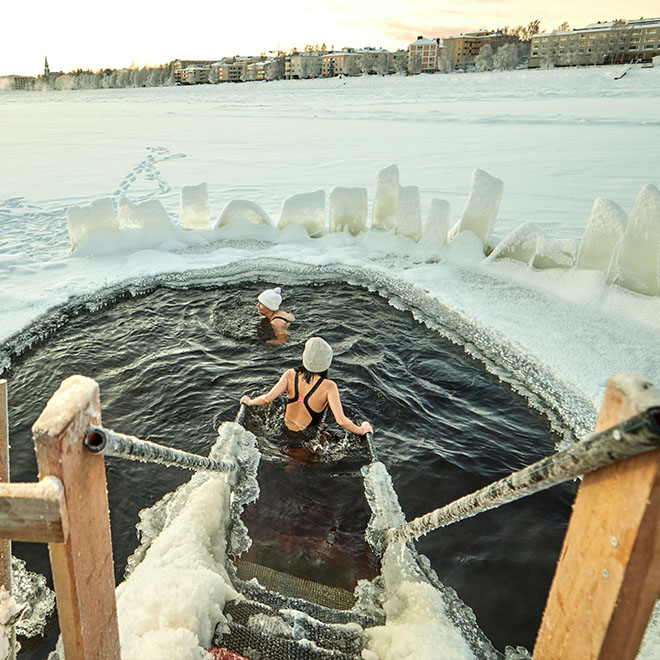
[84,425,235,473]
[384,406,660,545]
[365,431,378,462]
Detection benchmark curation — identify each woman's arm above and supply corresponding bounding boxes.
[240,369,291,406]
[327,381,373,435]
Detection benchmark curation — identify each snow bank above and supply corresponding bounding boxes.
[214,199,271,229]
[279,190,326,237]
[614,183,660,296]
[372,165,400,232]
[488,223,575,269]
[66,198,118,250]
[180,183,211,230]
[576,197,626,275]
[328,186,368,235]
[117,197,177,235]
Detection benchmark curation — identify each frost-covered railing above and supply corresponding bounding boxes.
[364,373,660,660]
[383,405,660,545]
[84,424,235,474]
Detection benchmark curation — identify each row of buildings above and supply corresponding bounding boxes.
[172,29,507,84]
[528,17,660,67]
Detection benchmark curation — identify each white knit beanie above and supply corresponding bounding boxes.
[302,337,333,373]
[258,287,282,311]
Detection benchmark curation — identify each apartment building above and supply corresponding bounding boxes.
[285,51,325,79]
[408,36,443,71]
[320,48,389,76]
[529,17,660,67]
[442,30,502,66]
[176,65,211,84]
[246,61,267,81]
[210,58,254,82]
[171,60,216,84]
[0,75,33,90]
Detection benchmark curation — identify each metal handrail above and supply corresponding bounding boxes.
[84,425,235,473]
[385,406,660,545]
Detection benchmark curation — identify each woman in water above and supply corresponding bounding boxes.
[240,336,373,436]
[256,287,294,345]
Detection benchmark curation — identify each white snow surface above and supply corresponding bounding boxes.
[2,66,660,656]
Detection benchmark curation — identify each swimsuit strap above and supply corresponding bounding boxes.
[286,371,300,405]
[303,375,328,425]
[271,315,290,323]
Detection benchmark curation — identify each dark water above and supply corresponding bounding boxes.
[3,282,575,657]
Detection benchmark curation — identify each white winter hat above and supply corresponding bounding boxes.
[302,337,333,373]
[258,287,282,311]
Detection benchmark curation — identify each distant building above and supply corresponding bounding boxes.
[408,36,444,71]
[44,56,50,77]
[0,75,32,90]
[210,58,254,83]
[442,30,502,67]
[320,48,389,77]
[171,59,216,84]
[175,64,210,84]
[285,51,325,79]
[529,17,660,67]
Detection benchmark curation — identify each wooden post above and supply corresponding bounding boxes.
[535,373,660,660]
[32,375,120,660]
[0,378,16,660]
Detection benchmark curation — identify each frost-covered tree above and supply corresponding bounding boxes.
[493,43,519,70]
[437,55,452,73]
[407,53,422,75]
[475,44,494,71]
[359,53,376,75]
[393,51,407,74]
[343,56,360,76]
[265,58,284,81]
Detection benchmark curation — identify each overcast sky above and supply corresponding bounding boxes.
[2,1,657,76]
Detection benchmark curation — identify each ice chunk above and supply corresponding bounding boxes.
[488,223,574,269]
[214,199,271,228]
[328,186,368,235]
[423,198,450,250]
[278,190,326,237]
[576,198,626,274]
[372,164,400,231]
[397,186,422,241]
[614,183,660,296]
[448,169,503,246]
[117,198,177,234]
[66,198,118,250]
[179,182,210,230]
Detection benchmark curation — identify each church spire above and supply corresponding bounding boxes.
[44,56,50,77]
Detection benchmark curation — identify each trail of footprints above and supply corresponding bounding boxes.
[114,146,186,199]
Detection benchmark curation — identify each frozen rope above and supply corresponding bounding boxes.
[385,406,660,545]
[84,425,235,473]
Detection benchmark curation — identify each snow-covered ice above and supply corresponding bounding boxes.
[2,65,660,658]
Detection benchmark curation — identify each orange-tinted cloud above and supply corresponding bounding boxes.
[379,21,478,43]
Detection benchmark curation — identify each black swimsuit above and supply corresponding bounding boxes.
[286,373,328,427]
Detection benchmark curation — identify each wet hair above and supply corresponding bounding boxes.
[295,364,328,384]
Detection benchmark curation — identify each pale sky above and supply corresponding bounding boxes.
[2,1,657,76]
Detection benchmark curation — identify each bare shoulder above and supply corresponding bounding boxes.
[273,310,295,324]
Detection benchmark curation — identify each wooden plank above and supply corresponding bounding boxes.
[0,377,16,660]
[0,478,68,543]
[534,373,660,660]
[32,375,120,660]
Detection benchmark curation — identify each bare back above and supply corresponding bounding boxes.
[283,369,332,431]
